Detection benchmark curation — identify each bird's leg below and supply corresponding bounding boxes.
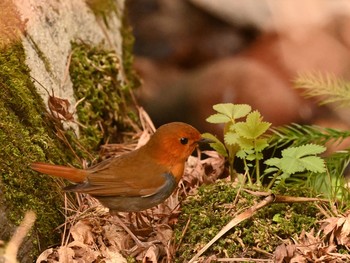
[111,213,160,253]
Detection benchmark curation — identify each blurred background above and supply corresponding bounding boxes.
[126,0,350,137]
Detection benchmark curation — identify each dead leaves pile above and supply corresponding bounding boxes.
[275,212,350,263]
[37,216,127,263]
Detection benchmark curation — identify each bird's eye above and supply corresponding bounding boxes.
[180,137,189,145]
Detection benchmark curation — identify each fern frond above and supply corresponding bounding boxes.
[295,72,350,107]
[269,123,350,148]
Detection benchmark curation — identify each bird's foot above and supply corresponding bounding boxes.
[126,239,161,256]
[112,215,161,255]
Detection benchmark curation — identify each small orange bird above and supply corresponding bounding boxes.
[31,122,207,212]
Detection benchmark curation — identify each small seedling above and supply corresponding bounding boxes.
[203,103,271,185]
[204,103,327,190]
[264,144,326,189]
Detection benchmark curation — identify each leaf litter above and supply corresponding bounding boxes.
[36,108,225,263]
[274,212,350,263]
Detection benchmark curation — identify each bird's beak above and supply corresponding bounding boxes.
[197,137,214,144]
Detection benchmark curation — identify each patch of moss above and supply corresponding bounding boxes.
[0,43,77,260]
[85,0,119,19]
[69,42,137,150]
[121,7,141,93]
[174,181,320,261]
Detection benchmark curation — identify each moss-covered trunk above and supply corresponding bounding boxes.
[0,0,139,261]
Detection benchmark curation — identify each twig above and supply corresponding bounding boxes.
[176,216,191,251]
[3,211,36,263]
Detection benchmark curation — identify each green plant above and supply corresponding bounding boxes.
[264,144,326,188]
[203,103,271,185]
[204,103,328,191]
[269,124,350,209]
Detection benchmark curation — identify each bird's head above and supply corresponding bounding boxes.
[146,122,206,165]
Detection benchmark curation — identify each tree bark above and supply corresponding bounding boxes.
[0,0,133,262]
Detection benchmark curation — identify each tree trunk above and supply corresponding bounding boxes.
[0,0,137,262]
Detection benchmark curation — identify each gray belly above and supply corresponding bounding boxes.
[93,172,177,212]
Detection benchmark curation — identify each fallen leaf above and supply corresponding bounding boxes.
[36,248,55,263]
[70,220,94,245]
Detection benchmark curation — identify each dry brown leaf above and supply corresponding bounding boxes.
[36,248,55,263]
[281,226,350,263]
[102,223,126,249]
[135,128,152,149]
[321,217,340,237]
[99,246,127,263]
[70,220,94,245]
[338,216,350,245]
[153,225,173,245]
[56,246,75,263]
[67,240,98,262]
[336,217,346,228]
[141,245,160,263]
[321,212,350,247]
[290,254,307,263]
[48,95,74,122]
[182,155,205,189]
[201,150,226,182]
[274,243,296,263]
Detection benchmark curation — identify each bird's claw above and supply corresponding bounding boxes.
[126,239,161,256]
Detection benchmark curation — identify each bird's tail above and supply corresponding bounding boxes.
[31,162,87,183]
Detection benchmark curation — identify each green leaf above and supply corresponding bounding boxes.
[246,152,263,161]
[236,150,247,159]
[236,137,253,150]
[231,104,252,119]
[234,111,271,139]
[213,103,235,117]
[281,144,326,159]
[206,113,231,124]
[255,138,269,152]
[265,158,282,168]
[272,214,282,223]
[299,156,326,173]
[224,132,239,146]
[212,103,251,120]
[265,144,326,175]
[201,133,228,157]
[279,157,305,174]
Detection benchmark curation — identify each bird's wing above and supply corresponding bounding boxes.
[64,151,171,197]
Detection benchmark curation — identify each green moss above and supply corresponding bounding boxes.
[85,0,119,19]
[70,42,138,150]
[121,8,141,92]
[174,181,320,261]
[26,34,53,77]
[0,43,76,259]
[71,1,141,151]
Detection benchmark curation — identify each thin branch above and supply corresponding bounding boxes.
[3,211,36,263]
